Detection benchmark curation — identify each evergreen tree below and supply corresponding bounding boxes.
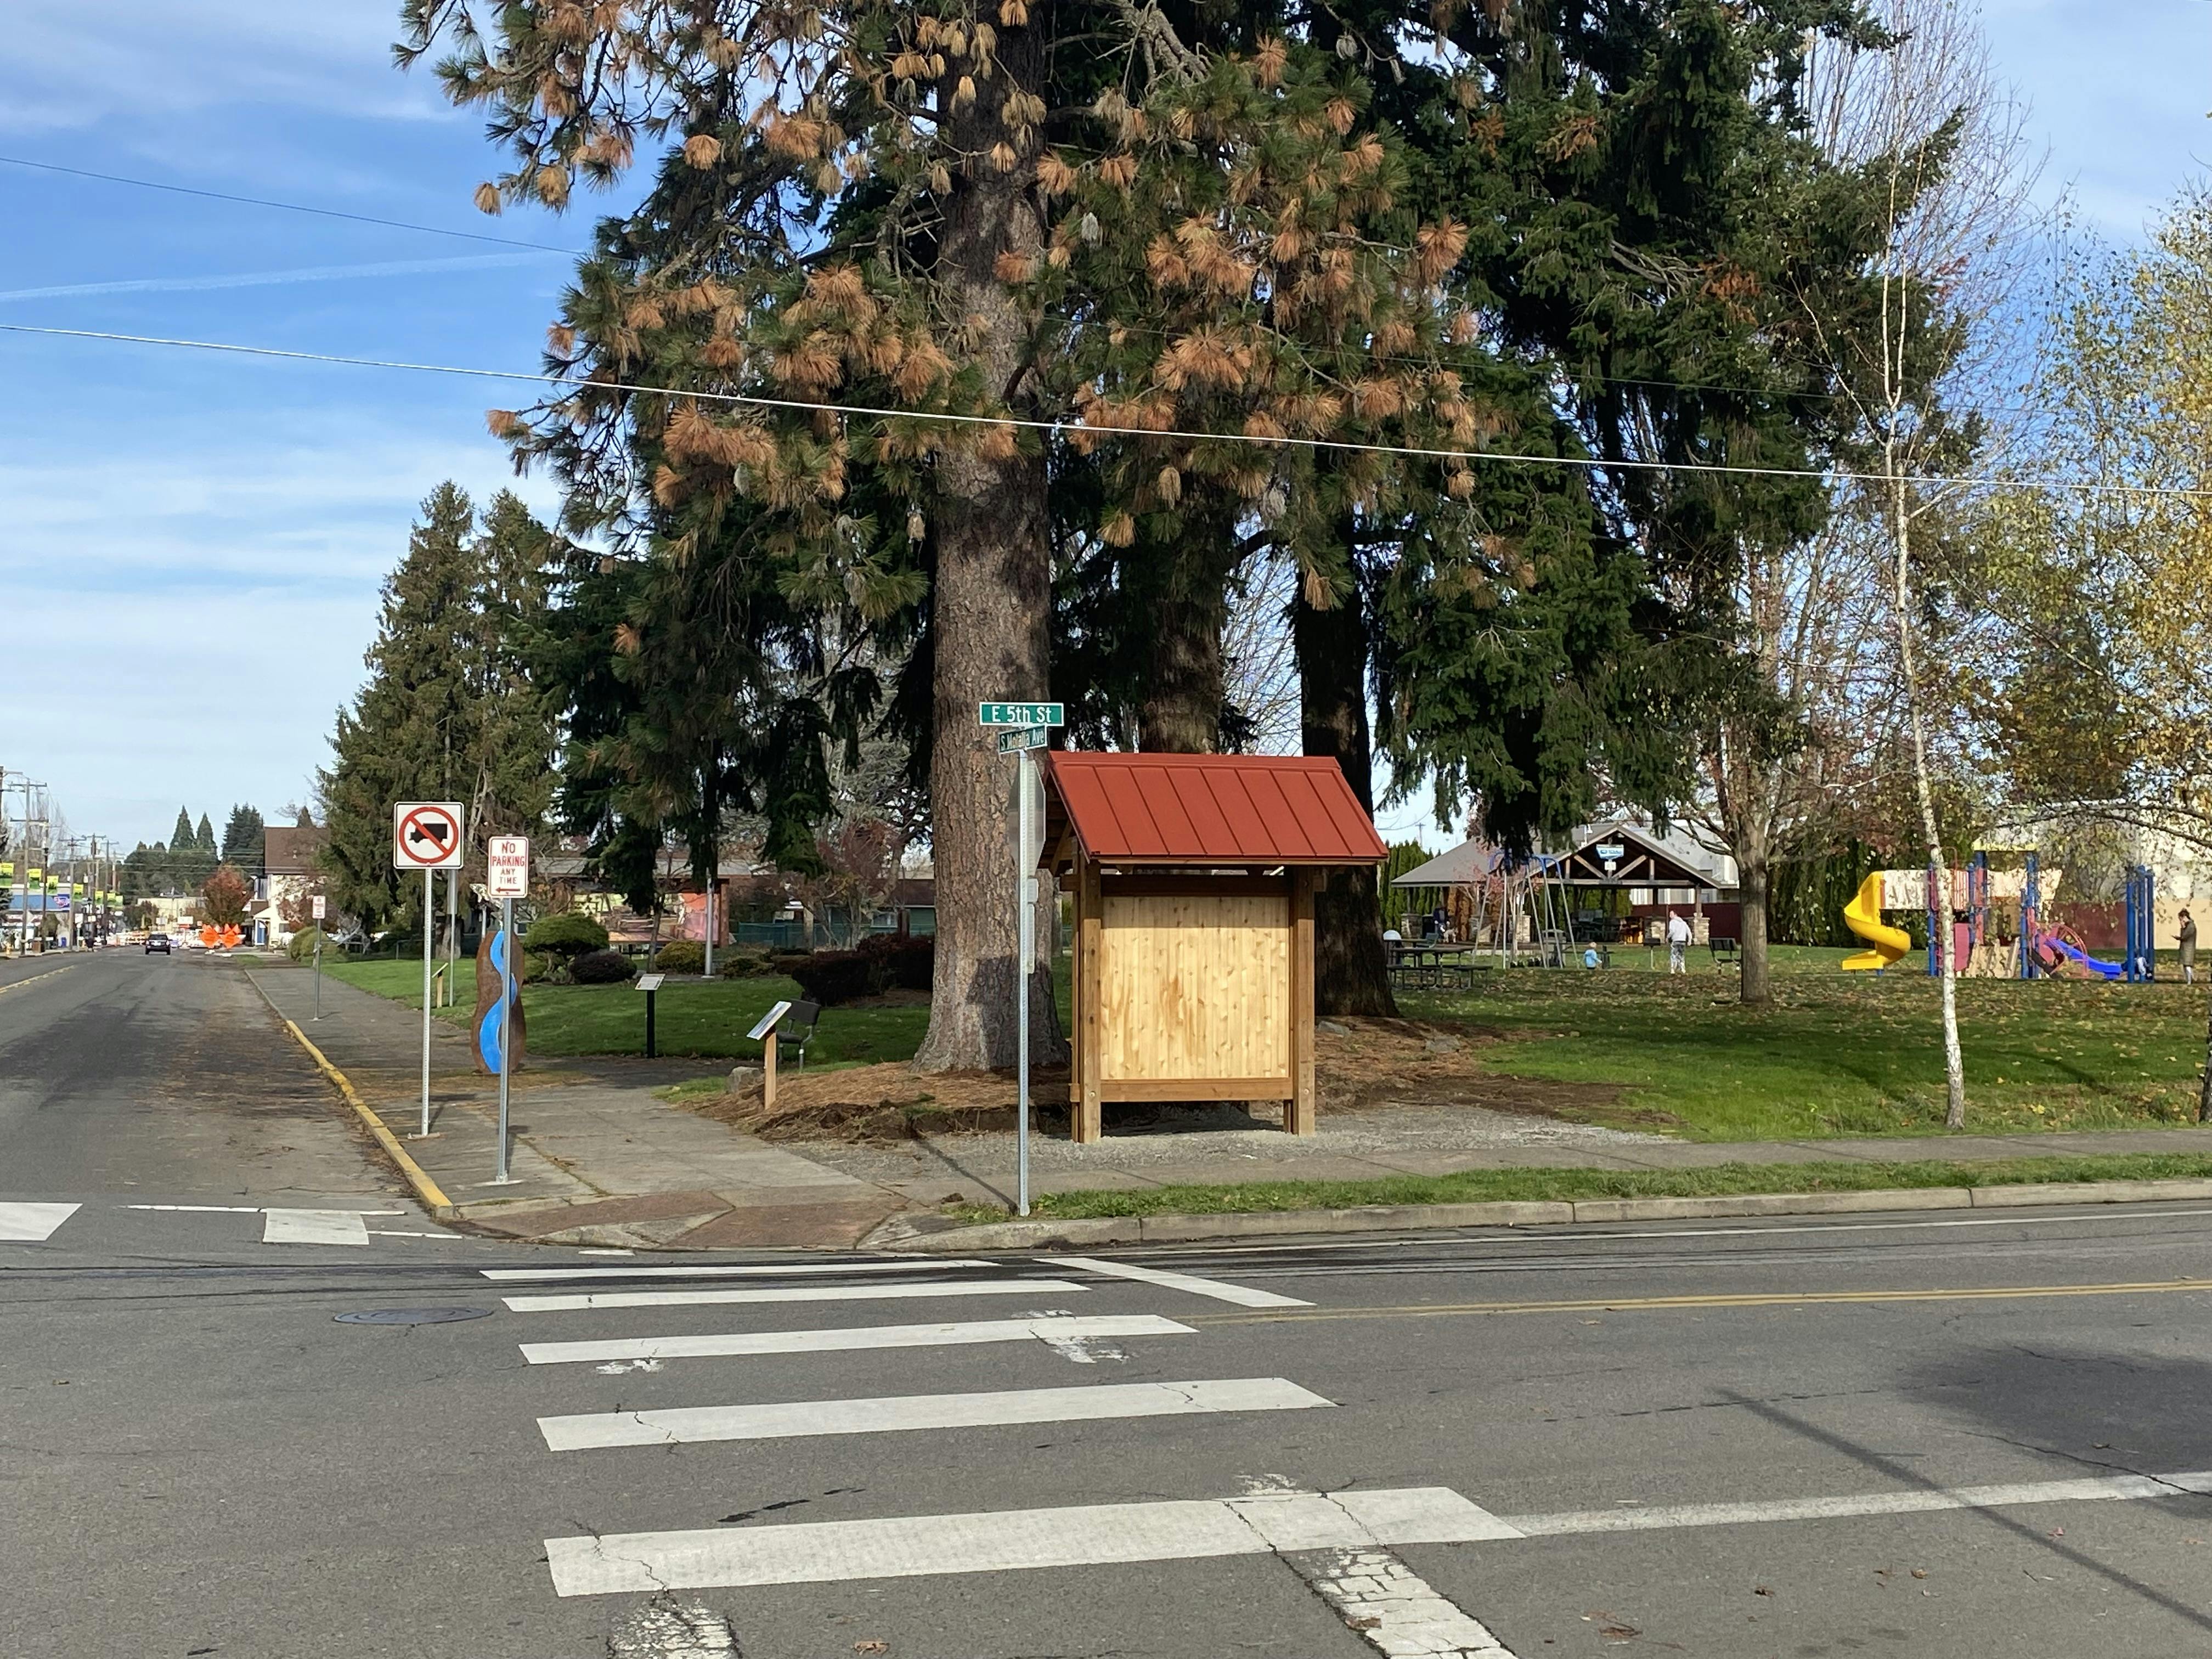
[195,813,216,851]
[170,807,194,851]
[221,805,266,875]
[319,484,557,929]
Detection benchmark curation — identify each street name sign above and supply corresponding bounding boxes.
[393,802,465,870]
[997,726,1051,754]
[978,701,1064,727]
[487,836,531,897]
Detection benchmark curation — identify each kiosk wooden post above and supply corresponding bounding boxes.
[1288,869,1318,1136]
[763,1029,777,1111]
[1039,753,1385,1146]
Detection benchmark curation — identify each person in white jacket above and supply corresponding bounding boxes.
[1666,908,1691,975]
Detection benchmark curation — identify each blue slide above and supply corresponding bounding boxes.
[2044,935,2124,980]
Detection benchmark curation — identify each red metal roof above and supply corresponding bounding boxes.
[1042,751,1387,866]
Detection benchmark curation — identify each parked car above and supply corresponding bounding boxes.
[144,934,171,954]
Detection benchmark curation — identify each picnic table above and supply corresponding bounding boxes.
[1387,940,1480,991]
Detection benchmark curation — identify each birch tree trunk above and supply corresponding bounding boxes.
[1734,794,1774,1006]
[1891,462,1966,1128]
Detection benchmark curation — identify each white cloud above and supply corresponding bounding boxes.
[0,415,565,845]
[0,3,456,133]
[0,250,553,306]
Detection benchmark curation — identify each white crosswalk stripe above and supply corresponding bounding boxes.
[503,1278,1086,1313]
[482,1259,990,1282]
[543,1486,1515,1596]
[261,1208,371,1246]
[0,1201,80,1242]
[1047,1254,1314,1308]
[518,1312,1195,1366]
[538,1375,1331,1450]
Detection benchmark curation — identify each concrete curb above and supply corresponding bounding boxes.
[883,1178,2212,1253]
[242,969,455,1217]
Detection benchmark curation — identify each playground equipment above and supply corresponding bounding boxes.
[1841,872,1909,971]
[1459,851,1574,967]
[1840,854,2157,981]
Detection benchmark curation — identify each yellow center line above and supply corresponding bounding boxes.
[1187,1278,2212,1324]
[0,966,72,997]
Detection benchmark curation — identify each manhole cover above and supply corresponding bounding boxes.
[332,1307,496,1325]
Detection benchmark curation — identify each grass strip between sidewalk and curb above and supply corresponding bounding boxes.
[949,1152,2212,1225]
[241,970,453,1215]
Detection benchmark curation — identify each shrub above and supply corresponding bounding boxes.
[653,939,706,975]
[525,911,610,978]
[287,927,328,963]
[856,932,934,991]
[719,950,774,979]
[787,949,878,1006]
[571,949,635,985]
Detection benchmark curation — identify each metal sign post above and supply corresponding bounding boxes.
[311,894,326,1019]
[487,836,530,1184]
[979,703,1062,1218]
[393,803,465,1139]
[636,973,665,1057]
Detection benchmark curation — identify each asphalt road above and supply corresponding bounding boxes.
[10,952,2212,1657]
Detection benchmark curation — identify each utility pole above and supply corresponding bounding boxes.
[4,777,46,956]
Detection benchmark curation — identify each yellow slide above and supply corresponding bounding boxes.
[1842,872,1909,970]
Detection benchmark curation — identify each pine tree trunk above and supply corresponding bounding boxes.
[1296,575,1398,1018]
[1133,500,1236,754]
[913,20,1066,1073]
[1137,595,1225,753]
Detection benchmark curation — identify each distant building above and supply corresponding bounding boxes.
[1392,816,1742,945]
[258,822,327,946]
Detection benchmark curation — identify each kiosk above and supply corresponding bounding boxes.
[1040,751,1387,1143]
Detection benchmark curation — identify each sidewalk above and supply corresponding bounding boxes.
[246,963,905,1249]
[247,958,2212,1246]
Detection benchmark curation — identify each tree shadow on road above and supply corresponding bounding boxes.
[1722,1347,2212,1640]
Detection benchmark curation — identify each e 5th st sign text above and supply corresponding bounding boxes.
[978,702,1064,728]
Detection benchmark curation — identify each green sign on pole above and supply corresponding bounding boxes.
[996,726,1051,754]
[978,701,1064,727]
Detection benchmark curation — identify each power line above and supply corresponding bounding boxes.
[2,318,2204,502]
[0,155,579,257]
[0,153,2045,416]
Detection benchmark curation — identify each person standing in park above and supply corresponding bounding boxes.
[2181,907,2197,985]
[1666,907,1691,975]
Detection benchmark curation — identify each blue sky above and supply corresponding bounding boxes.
[0,2,2204,854]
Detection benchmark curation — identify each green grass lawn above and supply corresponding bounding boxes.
[322,959,928,1067]
[1402,944,2211,1141]
[966,1149,2212,1222]
[326,943,2212,1144]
